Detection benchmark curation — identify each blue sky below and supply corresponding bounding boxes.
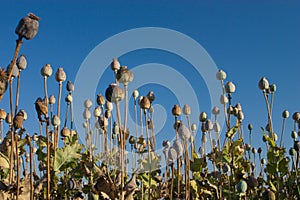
[0,1,300,155]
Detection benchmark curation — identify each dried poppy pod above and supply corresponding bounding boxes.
[199,112,207,122]
[139,96,151,110]
[5,113,12,124]
[93,106,101,117]
[0,109,7,120]
[52,115,61,127]
[41,64,52,77]
[15,13,40,40]
[13,110,25,129]
[168,147,177,162]
[116,66,134,85]
[237,111,244,122]
[204,119,213,131]
[110,58,120,71]
[162,140,170,148]
[96,94,105,106]
[35,97,48,121]
[235,103,242,111]
[172,104,181,117]
[173,139,183,157]
[105,83,124,103]
[55,67,66,82]
[16,55,27,70]
[106,101,113,111]
[61,127,70,137]
[65,93,73,103]
[292,112,300,121]
[262,189,275,200]
[147,91,155,103]
[216,69,227,81]
[213,122,221,133]
[282,110,289,118]
[8,63,19,78]
[132,89,139,99]
[212,106,220,115]
[220,94,228,104]
[49,95,56,105]
[258,77,269,91]
[83,108,91,120]
[20,109,28,121]
[66,81,74,92]
[225,81,236,94]
[84,99,93,109]
[191,123,197,132]
[104,110,111,118]
[129,135,136,145]
[182,104,191,115]
[178,124,191,141]
[0,68,8,100]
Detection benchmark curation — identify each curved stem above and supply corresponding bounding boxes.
[7,39,23,81]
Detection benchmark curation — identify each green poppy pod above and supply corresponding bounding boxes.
[191,123,197,132]
[52,115,61,127]
[292,112,300,121]
[199,112,207,122]
[129,136,136,145]
[66,81,74,92]
[282,110,289,118]
[132,89,139,99]
[236,180,247,193]
[139,96,151,110]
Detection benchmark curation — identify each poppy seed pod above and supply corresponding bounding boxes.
[182,104,191,115]
[147,91,155,103]
[292,112,300,121]
[41,64,52,77]
[61,127,70,137]
[216,69,227,81]
[65,94,72,103]
[262,189,275,200]
[32,133,38,142]
[16,55,27,70]
[84,99,93,109]
[205,119,213,131]
[289,147,296,156]
[213,122,221,133]
[13,110,25,129]
[270,84,276,93]
[248,124,253,131]
[104,110,111,118]
[173,139,183,157]
[168,147,177,161]
[258,77,269,91]
[129,136,136,145]
[220,94,228,105]
[96,94,105,106]
[66,81,74,92]
[163,140,170,148]
[257,147,262,154]
[116,66,134,86]
[111,58,120,71]
[105,83,124,103]
[82,122,88,129]
[261,158,266,165]
[20,109,27,121]
[52,115,61,127]
[140,96,151,110]
[237,111,244,122]
[282,110,289,118]
[132,89,139,99]
[0,109,7,120]
[199,112,207,122]
[0,68,8,99]
[178,124,191,141]
[9,63,19,78]
[55,67,66,82]
[222,163,230,173]
[5,113,12,124]
[93,106,101,117]
[15,13,40,40]
[106,101,113,111]
[191,123,197,132]
[172,104,181,117]
[212,106,220,115]
[83,108,91,120]
[49,95,56,105]
[225,81,236,94]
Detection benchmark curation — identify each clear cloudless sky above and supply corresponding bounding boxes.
[0,1,300,156]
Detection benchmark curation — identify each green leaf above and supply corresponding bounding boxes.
[226,126,239,138]
[190,157,206,172]
[54,143,83,172]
